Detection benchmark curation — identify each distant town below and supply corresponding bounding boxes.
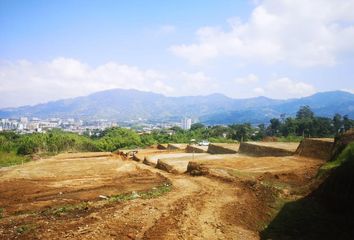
[0,117,194,135]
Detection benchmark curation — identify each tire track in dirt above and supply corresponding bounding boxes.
[19,159,259,240]
[142,175,258,240]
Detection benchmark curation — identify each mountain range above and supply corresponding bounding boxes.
[1,89,354,124]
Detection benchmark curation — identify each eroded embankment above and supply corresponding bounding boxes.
[185,145,208,153]
[239,142,298,157]
[295,138,334,160]
[261,132,354,240]
[207,143,239,154]
[167,144,188,151]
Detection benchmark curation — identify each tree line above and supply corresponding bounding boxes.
[0,106,353,160]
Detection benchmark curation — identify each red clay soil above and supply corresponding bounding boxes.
[0,150,325,240]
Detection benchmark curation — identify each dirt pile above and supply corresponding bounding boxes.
[207,143,239,154]
[295,138,334,160]
[239,142,297,157]
[187,161,210,176]
[156,159,182,174]
[167,143,188,150]
[157,144,168,150]
[185,145,208,153]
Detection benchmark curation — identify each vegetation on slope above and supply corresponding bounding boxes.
[261,138,354,239]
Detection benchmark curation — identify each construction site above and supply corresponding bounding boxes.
[0,136,353,240]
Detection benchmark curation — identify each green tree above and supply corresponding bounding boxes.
[96,127,142,151]
[295,106,315,137]
[268,118,281,136]
[229,123,252,142]
[343,115,353,132]
[169,126,184,133]
[296,105,314,119]
[280,117,297,136]
[140,134,157,146]
[312,117,333,137]
[333,113,343,134]
[190,123,205,131]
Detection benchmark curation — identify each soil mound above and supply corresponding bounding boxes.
[187,161,210,176]
[185,145,208,153]
[239,142,296,157]
[157,144,168,150]
[207,143,239,154]
[167,143,188,150]
[295,138,334,160]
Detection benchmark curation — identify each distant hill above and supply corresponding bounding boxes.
[0,89,353,124]
[202,91,354,124]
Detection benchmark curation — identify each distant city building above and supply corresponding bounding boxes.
[0,116,181,134]
[181,117,192,130]
[20,117,28,123]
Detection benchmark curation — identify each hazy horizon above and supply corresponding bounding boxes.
[1,0,354,108]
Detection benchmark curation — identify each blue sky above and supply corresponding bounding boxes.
[1,0,354,107]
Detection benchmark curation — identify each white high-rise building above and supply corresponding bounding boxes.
[20,117,28,123]
[181,117,192,130]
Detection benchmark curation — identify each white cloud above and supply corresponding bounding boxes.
[265,77,316,99]
[0,58,174,107]
[253,87,265,95]
[170,43,218,65]
[170,0,354,66]
[179,71,217,93]
[234,73,259,84]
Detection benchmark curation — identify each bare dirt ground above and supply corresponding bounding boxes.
[0,148,324,240]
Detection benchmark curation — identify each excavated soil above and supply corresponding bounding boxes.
[187,155,323,183]
[0,146,325,239]
[295,138,334,160]
[239,142,299,157]
[207,143,239,154]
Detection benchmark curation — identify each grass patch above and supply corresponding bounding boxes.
[0,151,29,167]
[43,202,89,216]
[15,223,36,235]
[261,180,291,191]
[109,182,172,202]
[318,142,354,178]
[0,208,3,219]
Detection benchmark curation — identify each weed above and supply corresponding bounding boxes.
[317,142,354,178]
[140,182,172,199]
[0,151,29,167]
[15,224,36,234]
[43,202,89,216]
[109,182,172,202]
[0,208,3,219]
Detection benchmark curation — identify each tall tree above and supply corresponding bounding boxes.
[296,105,314,119]
[333,113,343,133]
[268,118,281,136]
[343,115,353,132]
[190,123,205,131]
